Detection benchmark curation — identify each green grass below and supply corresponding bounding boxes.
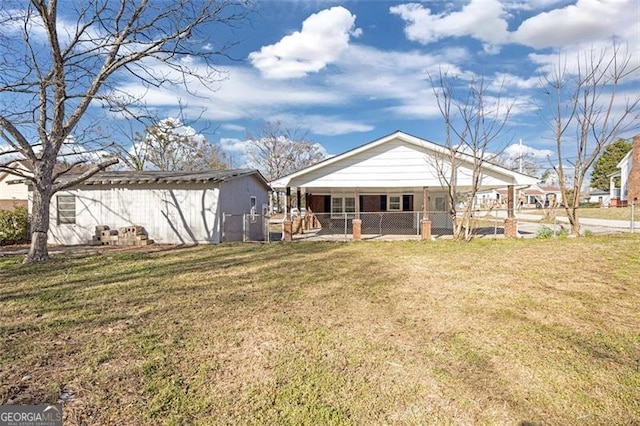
[522,205,639,221]
[1,237,640,425]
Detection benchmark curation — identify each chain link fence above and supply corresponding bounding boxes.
[263,204,640,242]
[299,211,455,238]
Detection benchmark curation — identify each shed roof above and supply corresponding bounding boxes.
[59,169,269,187]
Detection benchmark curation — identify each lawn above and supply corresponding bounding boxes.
[1,237,639,425]
[522,205,639,221]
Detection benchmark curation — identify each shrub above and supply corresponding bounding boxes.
[536,226,553,239]
[0,205,30,245]
[536,225,568,239]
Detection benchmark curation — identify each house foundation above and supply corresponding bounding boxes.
[283,220,293,242]
[504,218,517,237]
[420,219,432,240]
[352,219,362,240]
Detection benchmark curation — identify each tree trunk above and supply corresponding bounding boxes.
[24,185,53,264]
[568,208,581,236]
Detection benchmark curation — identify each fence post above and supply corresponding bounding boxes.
[221,213,226,242]
[632,202,636,234]
[343,213,348,240]
[242,214,247,242]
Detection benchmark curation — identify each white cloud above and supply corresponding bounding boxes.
[111,63,346,122]
[271,114,374,136]
[220,123,246,133]
[504,0,574,12]
[503,142,553,159]
[489,73,540,91]
[219,137,249,153]
[389,1,510,54]
[248,6,361,79]
[513,0,638,49]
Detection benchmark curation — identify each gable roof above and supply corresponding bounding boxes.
[56,169,269,188]
[271,131,538,189]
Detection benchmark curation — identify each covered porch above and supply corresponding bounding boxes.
[270,131,537,241]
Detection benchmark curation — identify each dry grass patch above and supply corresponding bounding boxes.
[523,206,639,222]
[1,237,639,425]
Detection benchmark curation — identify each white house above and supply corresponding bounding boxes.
[271,131,538,238]
[475,184,563,209]
[39,169,270,245]
[610,135,640,206]
[0,160,32,211]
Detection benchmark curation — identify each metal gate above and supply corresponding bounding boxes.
[221,213,268,242]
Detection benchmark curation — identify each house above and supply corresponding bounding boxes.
[38,169,270,245]
[475,184,563,210]
[271,131,538,239]
[586,188,610,206]
[610,135,640,207]
[0,160,32,211]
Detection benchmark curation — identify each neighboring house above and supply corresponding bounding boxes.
[610,135,640,206]
[0,160,32,211]
[475,184,563,209]
[271,131,537,237]
[586,188,610,206]
[37,169,269,245]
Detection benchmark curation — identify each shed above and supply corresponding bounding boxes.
[39,169,270,245]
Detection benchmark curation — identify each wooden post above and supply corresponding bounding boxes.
[296,188,302,234]
[352,188,361,240]
[507,184,515,219]
[504,184,517,237]
[284,187,292,241]
[420,186,431,240]
[354,188,360,219]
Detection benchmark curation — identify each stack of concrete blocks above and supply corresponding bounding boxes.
[92,225,119,246]
[90,225,153,246]
[118,225,153,246]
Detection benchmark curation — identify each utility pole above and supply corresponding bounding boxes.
[519,138,523,173]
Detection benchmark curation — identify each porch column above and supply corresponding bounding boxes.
[421,186,431,240]
[352,188,361,240]
[295,188,302,234]
[504,184,517,237]
[283,187,292,242]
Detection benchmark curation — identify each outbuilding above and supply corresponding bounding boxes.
[39,169,269,245]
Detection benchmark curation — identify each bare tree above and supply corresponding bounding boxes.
[542,42,640,235]
[123,117,228,171]
[430,70,514,240]
[245,121,325,181]
[0,0,250,262]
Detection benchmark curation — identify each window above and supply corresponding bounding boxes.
[435,197,446,212]
[345,197,355,215]
[331,196,356,218]
[332,197,343,215]
[57,195,76,224]
[388,194,401,211]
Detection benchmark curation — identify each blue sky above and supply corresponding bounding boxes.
[2,0,639,171]
[179,0,640,168]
